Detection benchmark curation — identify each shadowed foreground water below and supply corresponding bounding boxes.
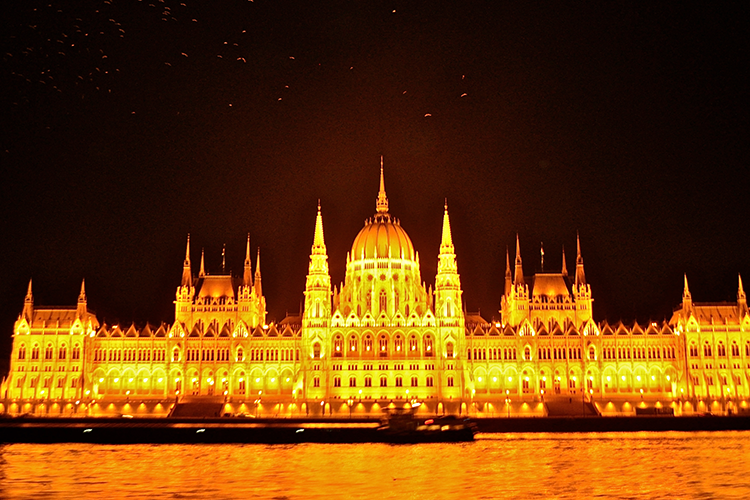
[1,431,749,499]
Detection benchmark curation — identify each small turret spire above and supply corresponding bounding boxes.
[25,279,33,302]
[181,234,192,287]
[575,232,586,286]
[243,234,253,286]
[77,278,87,318]
[683,274,692,302]
[376,157,389,214]
[561,245,568,276]
[440,199,454,253]
[739,274,748,317]
[254,248,262,297]
[78,278,87,303]
[514,234,524,285]
[504,246,512,297]
[312,201,327,254]
[739,274,746,299]
[221,244,226,274]
[199,248,206,277]
[22,279,34,321]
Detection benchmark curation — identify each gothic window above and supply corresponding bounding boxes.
[312,342,321,359]
[732,341,740,357]
[411,376,418,387]
[444,298,454,317]
[349,336,358,353]
[446,342,454,358]
[378,335,388,357]
[426,376,434,387]
[72,344,80,360]
[365,376,372,387]
[236,347,244,362]
[364,335,373,352]
[380,376,387,387]
[704,343,712,357]
[349,377,356,387]
[525,346,532,360]
[395,376,403,387]
[447,376,454,387]
[394,335,404,353]
[45,344,53,360]
[689,343,698,357]
[588,345,596,360]
[18,344,26,360]
[717,342,726,357]
[424,336,434,357]
[522,378,530,393]
[313,377,320,388]
[58,344,67,360]
[333,335,343,357]
[409,336,418,352]
[379,290,387,314]
[366,292,372,311]
[333,377,341,387]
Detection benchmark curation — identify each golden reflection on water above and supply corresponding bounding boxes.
[1,432,749,499]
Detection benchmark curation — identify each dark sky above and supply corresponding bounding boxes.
[2,1,750,370]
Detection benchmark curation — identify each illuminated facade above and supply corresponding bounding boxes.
[2,166,749,416]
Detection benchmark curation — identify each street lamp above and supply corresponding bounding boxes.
[347,398,354,418]
[505,389,511,418]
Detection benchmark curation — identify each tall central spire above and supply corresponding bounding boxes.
[312,200,327,255]
[376,156,389,214]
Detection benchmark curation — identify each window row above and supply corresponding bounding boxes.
[17,344,80,361]
[94,348,166,362]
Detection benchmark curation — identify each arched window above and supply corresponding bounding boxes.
[446,342,454,358]
[378,335,388,356]
[588,345,596,360]
[732,341,740,357]
[395,376,403,387]
[59,344,67,360]
[364,376,372,387]
[312,342,321,359]
[45,344,53,360]
[236,347,244,362]
[689,343,698,357]
[72,344,81,360]
[379,290,387,314]
[380,376,387,387]
[363,335,373,352]
[409,335,418,352]
[237,373,246,395]
[394,335,403,353]
[444,298,454,317]
[424,336,434,357]
[333,335,343,357]
[525,345,533,360]
[349,377,356,387]
[704,343,712,357]
[333,377,341,387]
[349,336,358,352]
[173,347,181,362]
[18,344,26,360]
[717,342,726,357]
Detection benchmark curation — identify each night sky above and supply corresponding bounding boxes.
[2,1,750,372]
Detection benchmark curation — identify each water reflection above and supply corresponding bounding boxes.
[1,432,749,499]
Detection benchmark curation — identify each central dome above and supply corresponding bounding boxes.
[350,160,415,262]
[351,215,415,261]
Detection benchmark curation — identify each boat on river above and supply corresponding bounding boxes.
[377,408,476,443]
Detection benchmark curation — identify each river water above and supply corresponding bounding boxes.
[1,432,749,499]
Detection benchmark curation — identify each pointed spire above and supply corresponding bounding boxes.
[561,245,568,276]
[312,200,327,254]
[440,199,454,253]
[739,274,745,299]
[243,234,253,287]
[683,274,692,302]
[22,279,33,321]
[199,248,206,277]
[254,248,262,297]
[221,244,226,274]
[575,232,586,286]
[77,278,87,318]
[181,234,192,287]
[504,246,512,297]
[376,157,389,214]
[514,234,524,285]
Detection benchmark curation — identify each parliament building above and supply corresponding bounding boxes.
[2,166,749,417]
